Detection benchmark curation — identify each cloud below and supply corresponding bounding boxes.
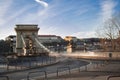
[2,6,34,26]
[0,0,14,39]
[35,0,48,8]
[100,0,117,22]
[0,0,13,26]
[39,26,58,34]
[71,31,96,38]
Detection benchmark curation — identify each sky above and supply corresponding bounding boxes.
[0,0,120,39]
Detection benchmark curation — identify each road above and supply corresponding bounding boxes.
[1,58,89,80]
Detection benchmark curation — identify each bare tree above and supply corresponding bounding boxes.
[97,14,120,51]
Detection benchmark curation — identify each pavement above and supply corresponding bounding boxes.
[1,57,120,80]
[0,58,88,80]
[34,61,120,80]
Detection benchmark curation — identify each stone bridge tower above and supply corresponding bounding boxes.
[15,24,46,56]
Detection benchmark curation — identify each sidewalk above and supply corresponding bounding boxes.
[35,62,120,80]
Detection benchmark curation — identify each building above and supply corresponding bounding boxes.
[5,35,16,53]
[38,35,62,43]
[64,36,77,42]
[64,36,78,53]
[5,35,63,53]
[64,37,102,52]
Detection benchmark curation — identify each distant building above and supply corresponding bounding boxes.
[100,38,120,52]
[5,34,104,53]
[5,35,63,53]
[64,36,78,53]
[5,35,16,53]
[38,35,62,43]
[81,38,101,51]
[75,40,85,51]
[64,36,77,42]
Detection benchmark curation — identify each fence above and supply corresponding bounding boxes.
[27,70,47,80]
[107,75,120,80]
[24,60,116,80]
[0,56,57,73]
[0,76,9,80]
[1,57,120,80]
[57,66,71,76]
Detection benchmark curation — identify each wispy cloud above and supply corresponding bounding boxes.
[2,6,34,26]
[0,0,119,39]
[0,0,36,39]
[100,0,117,22]
[35,0,48,8]
[0,0,14,39]
[0,0,13,26]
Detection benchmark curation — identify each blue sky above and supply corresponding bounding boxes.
[0,0,120,39]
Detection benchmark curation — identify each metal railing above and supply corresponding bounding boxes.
[0,56,57,73]
[107,75,120,80]
[78,65,88,72]
[57,66,71,76]
[27,70,47,80]
[0,76,9,80]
